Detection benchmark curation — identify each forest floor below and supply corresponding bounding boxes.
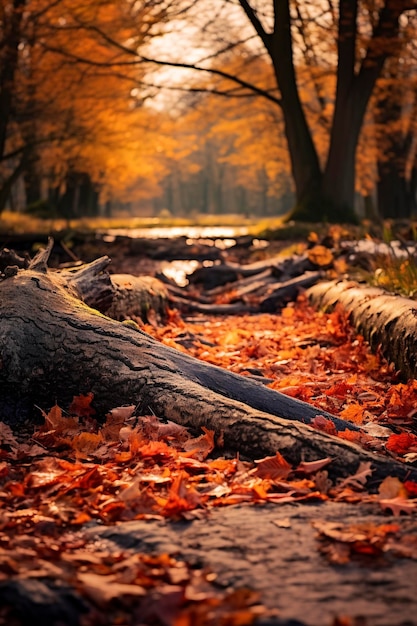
[1,231,417,626]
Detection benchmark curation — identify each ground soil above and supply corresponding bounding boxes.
[90,502,417,626]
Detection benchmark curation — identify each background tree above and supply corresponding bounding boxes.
[0,0,170,216]
[138,0,417,222]
[373,12,417,219]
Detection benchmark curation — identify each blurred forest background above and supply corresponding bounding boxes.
[1,0,417,226]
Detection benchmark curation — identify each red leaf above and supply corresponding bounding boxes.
[386,432,417,455]
[311,415,338,436]
[69,393,95,418]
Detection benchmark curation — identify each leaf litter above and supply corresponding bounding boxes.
[2,296,417,623]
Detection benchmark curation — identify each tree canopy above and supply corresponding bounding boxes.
[1,0,417,221]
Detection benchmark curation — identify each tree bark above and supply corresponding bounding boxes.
[2,260,417,484]
[105,274,168,322]
[307,279,417,380]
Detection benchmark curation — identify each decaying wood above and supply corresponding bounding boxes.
[187,253,317,290]
[259,271,322,312]
[0,248,30,272]
[2,254,417,484]
[60,256,115,313]
[105,274,168,323]
[29,242,168,322]
[307,279,417,380]
[167,295,253,315]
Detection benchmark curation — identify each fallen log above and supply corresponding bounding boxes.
[259,272,322,312]
[105,274,168,323]
[168,294,253,315]
[187,253,316,290]
[2,247,417,484]
[307,279,417,380]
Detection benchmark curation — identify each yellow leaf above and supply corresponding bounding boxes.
[378,476,407,499]
[340,403,365,424]
[307,245,333,267]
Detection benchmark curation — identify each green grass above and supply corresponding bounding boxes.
[370,252,417,299]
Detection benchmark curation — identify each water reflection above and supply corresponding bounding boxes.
[160,259,200,287]
[101,226,249,240]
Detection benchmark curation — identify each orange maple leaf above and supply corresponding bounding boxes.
[340,403,365,425]
[386,432,417,455]
[254,452,292,480]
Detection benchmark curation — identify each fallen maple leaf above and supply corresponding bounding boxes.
[340,403,365,425]
[386,432,417,455]
[254,452,292,480]
[311,415,338,436]
[69,393,95,418]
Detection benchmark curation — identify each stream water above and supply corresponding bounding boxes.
[99,225,262,286]
[100,225,250,240]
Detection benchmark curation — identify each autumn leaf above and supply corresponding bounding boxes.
[404,481,417,497]
[72,432,104,458]
[69,393,96,418]
[0,423,18,451]
[183,428,215,461]
[77,571,146,604]
[386,432,417,455]
[339,403,365,425]
[379,497,417,516]
[296,457,332,474]
[307,245,333,267]
[339,462,373,490]
[377,476,414,516]
[311,415,338,436]
[378,475,407,499]
[254,452,292,480]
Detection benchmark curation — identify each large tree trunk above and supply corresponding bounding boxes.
[1,251,417,484]
[269,1,323,214]
[240,0,405,223]
[307,279,417,380]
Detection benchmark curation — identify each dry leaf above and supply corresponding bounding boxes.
[307,245,333,267]
[254,452,292,480]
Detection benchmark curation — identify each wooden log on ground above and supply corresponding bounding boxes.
[2,248,417,483]
[59,256,115,313]
[105,274,169,323]
[167,294,254,315]
[259,272,322,312]
[187,253,316,290]
[307,279,417,380]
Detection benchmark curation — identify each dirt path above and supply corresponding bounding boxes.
[2,501,414,625]
[88,502,416,626]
